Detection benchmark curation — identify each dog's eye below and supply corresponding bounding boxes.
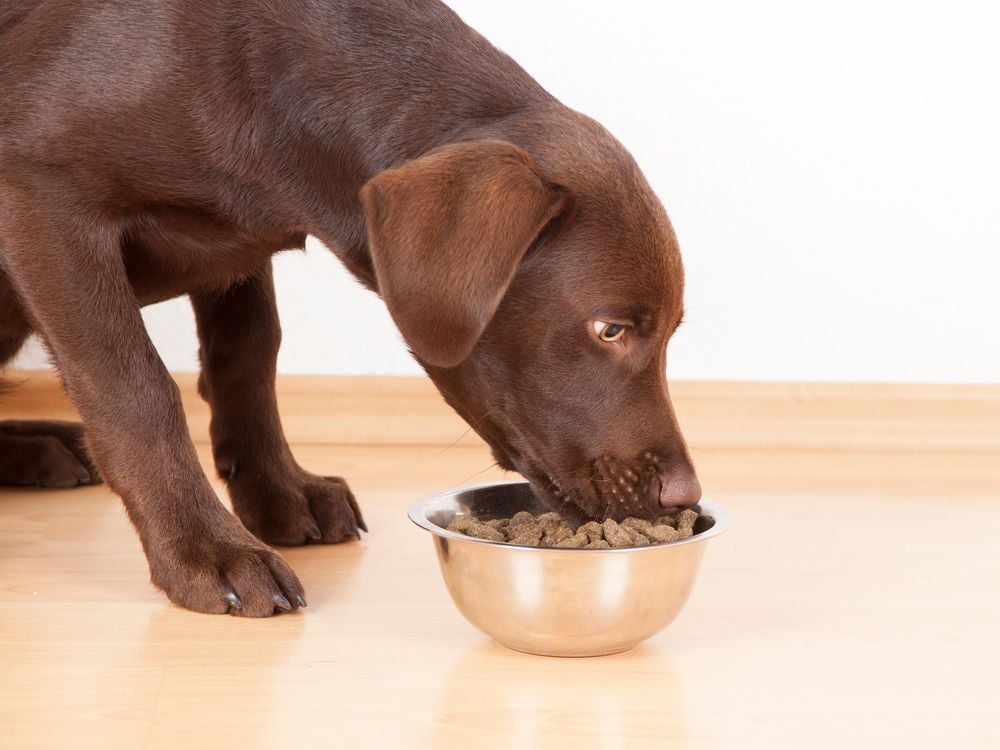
[594,321,627,343]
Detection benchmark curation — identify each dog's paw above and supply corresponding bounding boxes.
[148,524,306,617]
[229,469,367,547]
[0,420,101,487]
[0,432,91,488]
[302,474,368,542]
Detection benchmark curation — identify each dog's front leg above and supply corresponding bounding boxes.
[191,263,365,546]
[1,190,304,616]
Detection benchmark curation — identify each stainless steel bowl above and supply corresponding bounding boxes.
[408,480,732,657]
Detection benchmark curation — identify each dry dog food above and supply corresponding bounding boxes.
[446,508,700,548]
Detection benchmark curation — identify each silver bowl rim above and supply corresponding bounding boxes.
[407,479,733,553]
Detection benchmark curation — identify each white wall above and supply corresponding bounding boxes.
[13,0,1000,383]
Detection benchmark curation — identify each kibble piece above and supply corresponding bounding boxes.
[555,532,589,548]
[676,509,698,532]
[509,511,536,528]
[654,515,678,528]
[485,518,510,531]
[630,532,651,547]
[447,515,475,533]
[578,521,604,544]
[543,524,574,546]
[464,522,506,541]
[540,517,563,533]
[508,523,543,546]
[585,539,611,549]
[602,519,633,548]
[646,524,681,543]
[621,517,654,535]
[536,512,563,524]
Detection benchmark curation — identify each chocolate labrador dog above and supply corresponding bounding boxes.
[0,0,700,616]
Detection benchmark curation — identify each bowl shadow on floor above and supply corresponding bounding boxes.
[419,640,689,748]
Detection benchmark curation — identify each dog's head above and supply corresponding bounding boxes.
[360,127,699,521]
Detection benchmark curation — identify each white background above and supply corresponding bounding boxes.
[13,0,1000,383]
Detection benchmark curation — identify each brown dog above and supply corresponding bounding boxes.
[0,0,700,616]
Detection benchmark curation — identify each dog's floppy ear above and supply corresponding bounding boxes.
[360,139,567,368]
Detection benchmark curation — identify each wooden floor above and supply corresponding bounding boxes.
[1,373,998,749]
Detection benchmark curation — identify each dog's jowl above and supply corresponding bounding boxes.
[0,0,699,615]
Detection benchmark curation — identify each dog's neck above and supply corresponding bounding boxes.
[204,0,559,289]
[197,1,653,296]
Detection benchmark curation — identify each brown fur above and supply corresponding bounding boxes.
[0,0,699,616]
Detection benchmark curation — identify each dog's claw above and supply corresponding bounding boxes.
[224,591,243,612]
[347,494,368,533]
[306,523,322,541]
[295,594,307,608]
[274,594,292,611]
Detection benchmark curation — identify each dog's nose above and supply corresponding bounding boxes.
[657,472,702,509]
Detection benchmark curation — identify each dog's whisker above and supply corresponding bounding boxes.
[426,405,507,463]
[466,407,500,434]
[453,462,501,487]
[424,425,476,461]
